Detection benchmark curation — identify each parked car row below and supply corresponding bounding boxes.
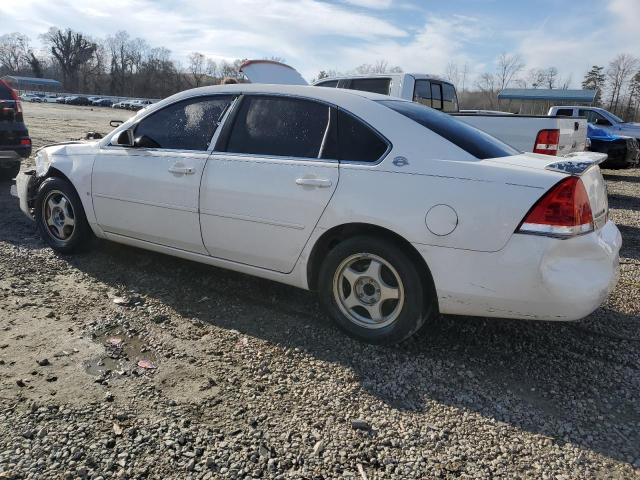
[112,99,155,111]
[18,93,155,110]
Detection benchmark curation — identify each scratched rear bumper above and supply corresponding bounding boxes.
[413,220,621,321]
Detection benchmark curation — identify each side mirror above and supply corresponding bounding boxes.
[110,119,124,127]
[113,128,134,147]
[595,118,611,127]
[134,135,160,148]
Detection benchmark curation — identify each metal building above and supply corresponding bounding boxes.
[1,76,63,93]
[497,88,597,114]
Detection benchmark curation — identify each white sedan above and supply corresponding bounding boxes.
[14,84,621,344]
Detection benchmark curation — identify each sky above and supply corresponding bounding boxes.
[0,0,639,86]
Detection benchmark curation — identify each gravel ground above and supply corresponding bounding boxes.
[0,103,638,479]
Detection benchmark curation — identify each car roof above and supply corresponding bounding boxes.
[158,83,400,106]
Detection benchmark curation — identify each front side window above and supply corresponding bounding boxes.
[431,83,443,110]
[379,100,519,159]
[348,78,391,96]
[134,95,234,150]
[226,96,330,159]
[413,80,431,106]
[579,109,610,125]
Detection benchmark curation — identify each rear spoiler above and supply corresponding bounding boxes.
[545,152,607,176]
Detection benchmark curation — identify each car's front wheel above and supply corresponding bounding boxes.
[35,177,92,254]
[318,236,436,345]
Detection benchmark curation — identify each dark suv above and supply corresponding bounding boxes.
[0,80,31,179]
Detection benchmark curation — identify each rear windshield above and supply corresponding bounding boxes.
[0,82,14,100]
[378,100,519,159]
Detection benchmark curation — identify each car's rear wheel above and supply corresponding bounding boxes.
[318,236,435,345]
[35,177,92,254]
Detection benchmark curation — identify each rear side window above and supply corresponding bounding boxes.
[413,80,431,106]
[379,100,519,159]
[226,96,330,159]
[322,110,388,162]
[442,83,458,112]
[555,108,574,117]
[134,95,234,150]
[348,78,391,95]
[316,80,339,88]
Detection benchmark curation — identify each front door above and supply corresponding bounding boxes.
[92,95,235,253]
[200,95,339,273]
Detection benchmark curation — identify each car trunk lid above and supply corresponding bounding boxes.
[239,60,308,85]
[491,151,609,231]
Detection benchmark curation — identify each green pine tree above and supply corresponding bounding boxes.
[582,65,605,106]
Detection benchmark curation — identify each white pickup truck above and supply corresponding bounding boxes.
[239,61,587,156]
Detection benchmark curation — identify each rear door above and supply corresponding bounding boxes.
[200,95,339,273]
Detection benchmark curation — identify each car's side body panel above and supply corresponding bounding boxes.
[17,84,621,328]
[200,154,339,273]
[92,147,210,254]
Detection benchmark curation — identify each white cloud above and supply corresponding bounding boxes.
[342,0,393,9]
[0,0,408,79]
[335,15,485,77]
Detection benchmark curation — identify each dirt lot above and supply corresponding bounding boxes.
[0,103,638,479]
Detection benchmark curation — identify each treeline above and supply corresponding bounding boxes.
[0,27,403,100]
[444,53,640,120]
[3,28,639,121]
[0,28,249,98]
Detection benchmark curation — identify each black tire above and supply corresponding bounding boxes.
[318,236,436,345]
[0,163,20,180]
[35,177,92,254]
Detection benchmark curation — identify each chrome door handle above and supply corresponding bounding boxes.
[295,178,332,188]
[168,165,195,175]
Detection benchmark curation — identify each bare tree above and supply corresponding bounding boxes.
[354,59,401,75]
[206,59,218,79]
[546,67,559,89]
[496,53,524,91]
[606,53,638,113]
[523,68,545,89]
[445,62,460,89]
[188,52,206,87]
[42,28,97,91]
[0,32,30,73]
[475,72,497,108]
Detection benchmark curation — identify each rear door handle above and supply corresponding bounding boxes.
[168,164,195,175]
[295,178,332,188]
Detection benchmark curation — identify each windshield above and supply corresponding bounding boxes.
[379,100,519,159]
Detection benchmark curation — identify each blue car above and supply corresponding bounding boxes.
[587,123,640,169]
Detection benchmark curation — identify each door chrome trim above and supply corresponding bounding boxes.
[93,193,198,213]
[199,208,305,230]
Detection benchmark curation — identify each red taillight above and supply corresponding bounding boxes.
[20,138,31,146]
[518,176,593,237]
[0,79,22,114]
[533,129,560,155]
